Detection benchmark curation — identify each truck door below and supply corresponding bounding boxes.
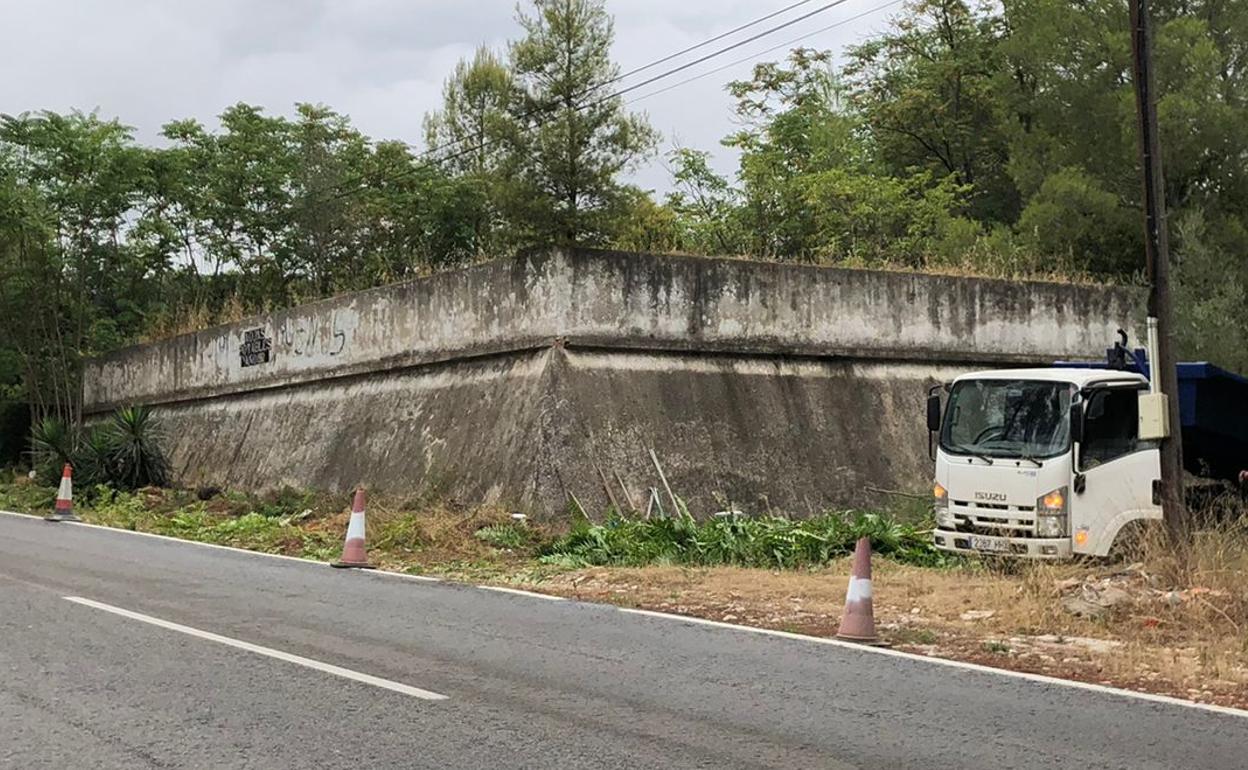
[1073,386,1162,555]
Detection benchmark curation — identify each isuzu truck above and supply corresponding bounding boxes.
[927,337,1247,558]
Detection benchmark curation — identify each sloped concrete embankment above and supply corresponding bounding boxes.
[83,249,1141,516]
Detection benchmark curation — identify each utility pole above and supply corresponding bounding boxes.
[1129,0,1186,543]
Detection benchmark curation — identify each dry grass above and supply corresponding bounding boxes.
[535,548,1248,708]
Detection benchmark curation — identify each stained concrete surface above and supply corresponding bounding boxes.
[82,249,1143,514]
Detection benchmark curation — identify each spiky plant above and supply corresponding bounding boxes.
[30,416,74,469]
[103,406,170,490]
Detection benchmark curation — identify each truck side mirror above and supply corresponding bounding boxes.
[1070,402,1084,445]
[926,392,942,433]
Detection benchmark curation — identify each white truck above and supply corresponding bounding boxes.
[927,340,1248,559]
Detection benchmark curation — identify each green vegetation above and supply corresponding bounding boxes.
[29,405,170,489]
[0,481,341,560]
[475,522,538,550]
[541,510,950,569]
[3,0,1246,439]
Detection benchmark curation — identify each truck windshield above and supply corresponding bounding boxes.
[940,379,1074,460]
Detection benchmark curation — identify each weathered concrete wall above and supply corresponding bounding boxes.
[83,249,1142,515]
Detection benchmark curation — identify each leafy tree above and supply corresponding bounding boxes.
[503,0,658,247]
[424,46,516,256]
[725,49,874,259]
[425,46,515,177]
[846,0,1017,224]
[664,148,746,256]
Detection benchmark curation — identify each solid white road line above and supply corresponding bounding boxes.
[478,585,566,601]
[617,607,1248,720]
[12,510,1246,717]
[0,509,442,583]
[63,596,448,701]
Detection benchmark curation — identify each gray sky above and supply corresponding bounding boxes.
[0,0,899,192]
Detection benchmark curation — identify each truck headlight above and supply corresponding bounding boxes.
[1035,486,1069,538]
[934,482,954,528]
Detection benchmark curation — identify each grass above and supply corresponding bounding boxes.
[541,509,950,570]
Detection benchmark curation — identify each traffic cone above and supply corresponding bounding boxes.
[331,488,373,569]
[836,537,880,644]
[45,464,81,523]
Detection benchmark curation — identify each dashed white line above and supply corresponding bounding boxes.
[63,596,448,701]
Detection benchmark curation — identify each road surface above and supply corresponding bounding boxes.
[2,511,1245,769]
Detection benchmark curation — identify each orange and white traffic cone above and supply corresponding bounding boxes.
[836,537,880,644]
[45,464,81,523]
[331,488,373,569]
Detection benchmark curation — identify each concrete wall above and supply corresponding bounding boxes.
[83,249,1142,515]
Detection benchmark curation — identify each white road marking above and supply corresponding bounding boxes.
[63,596,448,701]
[9,510,1245,718]
[618,607,1248,719]
[478,585,566,601]
[0,509,441,582]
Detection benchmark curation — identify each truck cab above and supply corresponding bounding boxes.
[930,368,1160,558]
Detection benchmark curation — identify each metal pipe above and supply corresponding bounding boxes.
[1146,316,1160,394]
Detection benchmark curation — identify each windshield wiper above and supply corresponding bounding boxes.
[948,445,995,465]
[1017,454,1042,468]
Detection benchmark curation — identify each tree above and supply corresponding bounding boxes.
[503,0,657,247]
[424,47,516,255]
[846,0,1017,224]
[424,47,515,178]
[0,112,159,423]
[724,49,869,259]
[665,148,746,256]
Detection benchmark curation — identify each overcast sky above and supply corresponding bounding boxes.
[0,0,899,192]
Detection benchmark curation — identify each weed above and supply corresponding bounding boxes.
[475,522,531,550]
[983,640,1012,655]
[541,509,950,570]
[893,627,939,645]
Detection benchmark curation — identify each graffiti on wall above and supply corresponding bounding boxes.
[240,328,274,367]
[278,311,350,359]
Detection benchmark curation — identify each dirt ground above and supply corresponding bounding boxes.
[522,559,1248,710]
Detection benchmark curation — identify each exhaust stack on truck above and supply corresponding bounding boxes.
[927,339,1248,559]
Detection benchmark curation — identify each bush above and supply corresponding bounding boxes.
[103,406,170,489]
[541,509,950,569]
[27,406,171,491]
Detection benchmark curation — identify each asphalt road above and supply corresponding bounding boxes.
[2,512,1246,769]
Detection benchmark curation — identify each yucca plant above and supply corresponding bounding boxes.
[30,416,75,471]
[73,426,117,487]
[102,406,170,490]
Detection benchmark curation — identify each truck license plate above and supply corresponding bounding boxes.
[971,537,1009,553]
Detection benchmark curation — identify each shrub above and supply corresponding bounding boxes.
[541,509,950,569]
[27,406,171,491]
[102,406,170,489]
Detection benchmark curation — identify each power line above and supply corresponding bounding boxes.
[419,0,826,167]
[606,0,818,87]
[627,0,902,105]
[314,0,858,206]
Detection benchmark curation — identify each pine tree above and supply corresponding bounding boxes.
[504,0,657,247]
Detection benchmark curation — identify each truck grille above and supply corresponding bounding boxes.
[950,502,1037,537]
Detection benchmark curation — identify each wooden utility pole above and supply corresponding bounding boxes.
[1129,0,1186,542]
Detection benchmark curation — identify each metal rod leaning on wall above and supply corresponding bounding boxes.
[613,470,638,513]
[649,449,680,517]
[594,463,622,514]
